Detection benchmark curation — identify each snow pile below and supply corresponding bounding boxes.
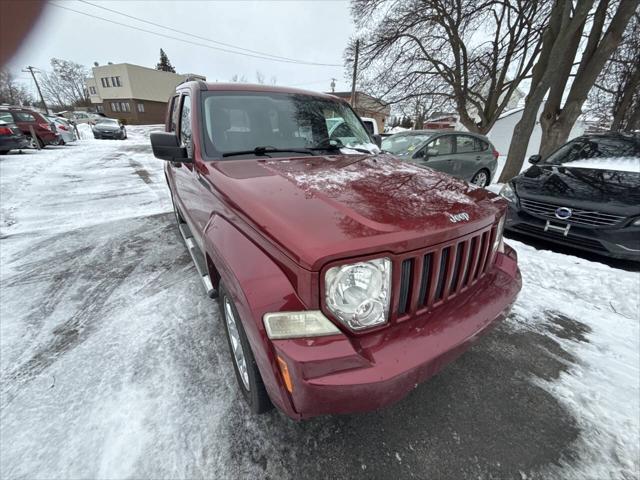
[565,156,640,173]
[76,123,94,140]
[508,240,640,479]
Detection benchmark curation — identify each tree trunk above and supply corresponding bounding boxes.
[611,62,640,130]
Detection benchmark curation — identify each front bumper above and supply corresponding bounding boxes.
[271,249,521,419]
[505,203,640,261]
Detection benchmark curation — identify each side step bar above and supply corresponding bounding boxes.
[177,216,217,298]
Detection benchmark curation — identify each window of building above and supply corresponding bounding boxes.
[137,103,145,113]
[89,86,97,95]
[101,77,111,88]
[111,102,120,112]
[111,76,121,87]
[96,105,104,113]
[120,102,130,112]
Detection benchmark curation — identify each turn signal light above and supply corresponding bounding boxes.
[277,355,293,393]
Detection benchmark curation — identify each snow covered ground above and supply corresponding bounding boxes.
[1,126,638,479]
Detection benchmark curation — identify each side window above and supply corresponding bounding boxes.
[426,135,453,155]
[168,95,179,132]
[179,95,193,156]
[456,135,477,153]
[13,112,36,122]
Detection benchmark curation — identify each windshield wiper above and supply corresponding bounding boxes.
[308,142,374,155]
[222,146,315,158]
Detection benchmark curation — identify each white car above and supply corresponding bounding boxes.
[48,116,77,145]
[360,116,379,135]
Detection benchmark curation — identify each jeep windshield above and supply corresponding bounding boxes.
[201,91,378,158]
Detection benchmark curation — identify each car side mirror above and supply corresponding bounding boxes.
[372,134,382,148]
[150,132,191,162]
[528,154,542,165]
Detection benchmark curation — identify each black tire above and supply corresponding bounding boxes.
[218,283,273,414]
[0,150,8,155]
[471,168,490,187]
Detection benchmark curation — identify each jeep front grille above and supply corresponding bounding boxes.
[396,224,497,316]
[520,198,625,227]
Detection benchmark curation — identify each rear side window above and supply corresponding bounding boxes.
[427,135,454,155]
[456,135,486,153]
[12,111,36,122]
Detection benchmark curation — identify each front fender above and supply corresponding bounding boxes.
[203,214,304,418]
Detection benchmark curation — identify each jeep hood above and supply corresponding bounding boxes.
[211,154,505,270]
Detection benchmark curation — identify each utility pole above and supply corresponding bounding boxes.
[350,39,359,107]
[23,66,49,114]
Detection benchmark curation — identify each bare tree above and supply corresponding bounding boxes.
[350,0,551,134]
[0,70,34,106]
[538,0,639,158]
[500,0,638,181]
[40,58,90,108]
[255,70,265,84]
[231,74,248,83]
[586,11,640,132]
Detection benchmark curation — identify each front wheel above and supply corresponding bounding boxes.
[28,135,44,149]
[471,169,490,187]
[218,283,272,414]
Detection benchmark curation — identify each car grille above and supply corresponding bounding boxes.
[396,224,497,317]
[520,198,625,227]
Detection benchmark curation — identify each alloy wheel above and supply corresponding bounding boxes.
[224,297,250,390]
[472,171,489,187]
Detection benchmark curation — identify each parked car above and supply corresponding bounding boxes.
[47,116,77,144]
[149,82,521,420]
[0,112,29,154]
[0,107,60,148]
[382,130,499,187]
[92,118,127,140]
[500,133,640,261]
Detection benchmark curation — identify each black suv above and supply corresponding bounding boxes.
[500,133,640,261]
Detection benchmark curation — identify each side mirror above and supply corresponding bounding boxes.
[120,124,125,129]
[528,154,542,165]
[372,134,382,148]
[150,132,191,162]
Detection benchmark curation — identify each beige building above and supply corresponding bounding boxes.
[329,91,391,133]
[86,63,205,124]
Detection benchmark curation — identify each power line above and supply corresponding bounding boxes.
[78,0,339,66]
[49,2,342,67]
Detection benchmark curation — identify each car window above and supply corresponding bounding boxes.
[12,111,36,122]
[201,91,372,156]
[169,95,179,132]
[0,111,13,123]
[179,95,193,155]
[382,134,433,155]
[362,120,374,135]
[456,135,487,153]
[545,137,640,166]
[426,135,453,155]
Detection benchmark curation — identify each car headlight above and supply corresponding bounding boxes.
[499,183,517,203]
[325,258,391,330]
[633,218,640,226]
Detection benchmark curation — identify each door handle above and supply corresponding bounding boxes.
[476,156,481,160]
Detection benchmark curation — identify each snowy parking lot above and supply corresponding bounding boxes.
[1,127,638,480]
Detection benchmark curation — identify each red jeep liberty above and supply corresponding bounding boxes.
[150,82,521,420]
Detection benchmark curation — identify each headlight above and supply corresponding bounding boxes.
[499,183,517,203]
[493,216,506,254]
[263,311,341,339]
[325,258,391,330]
[633,218,640,226]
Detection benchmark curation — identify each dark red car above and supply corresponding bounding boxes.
[150,82,521,420]
[0,107,60,148]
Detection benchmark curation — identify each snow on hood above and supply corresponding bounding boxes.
[563,156,640,173]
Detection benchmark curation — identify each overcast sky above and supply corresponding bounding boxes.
[9,0,355,96]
